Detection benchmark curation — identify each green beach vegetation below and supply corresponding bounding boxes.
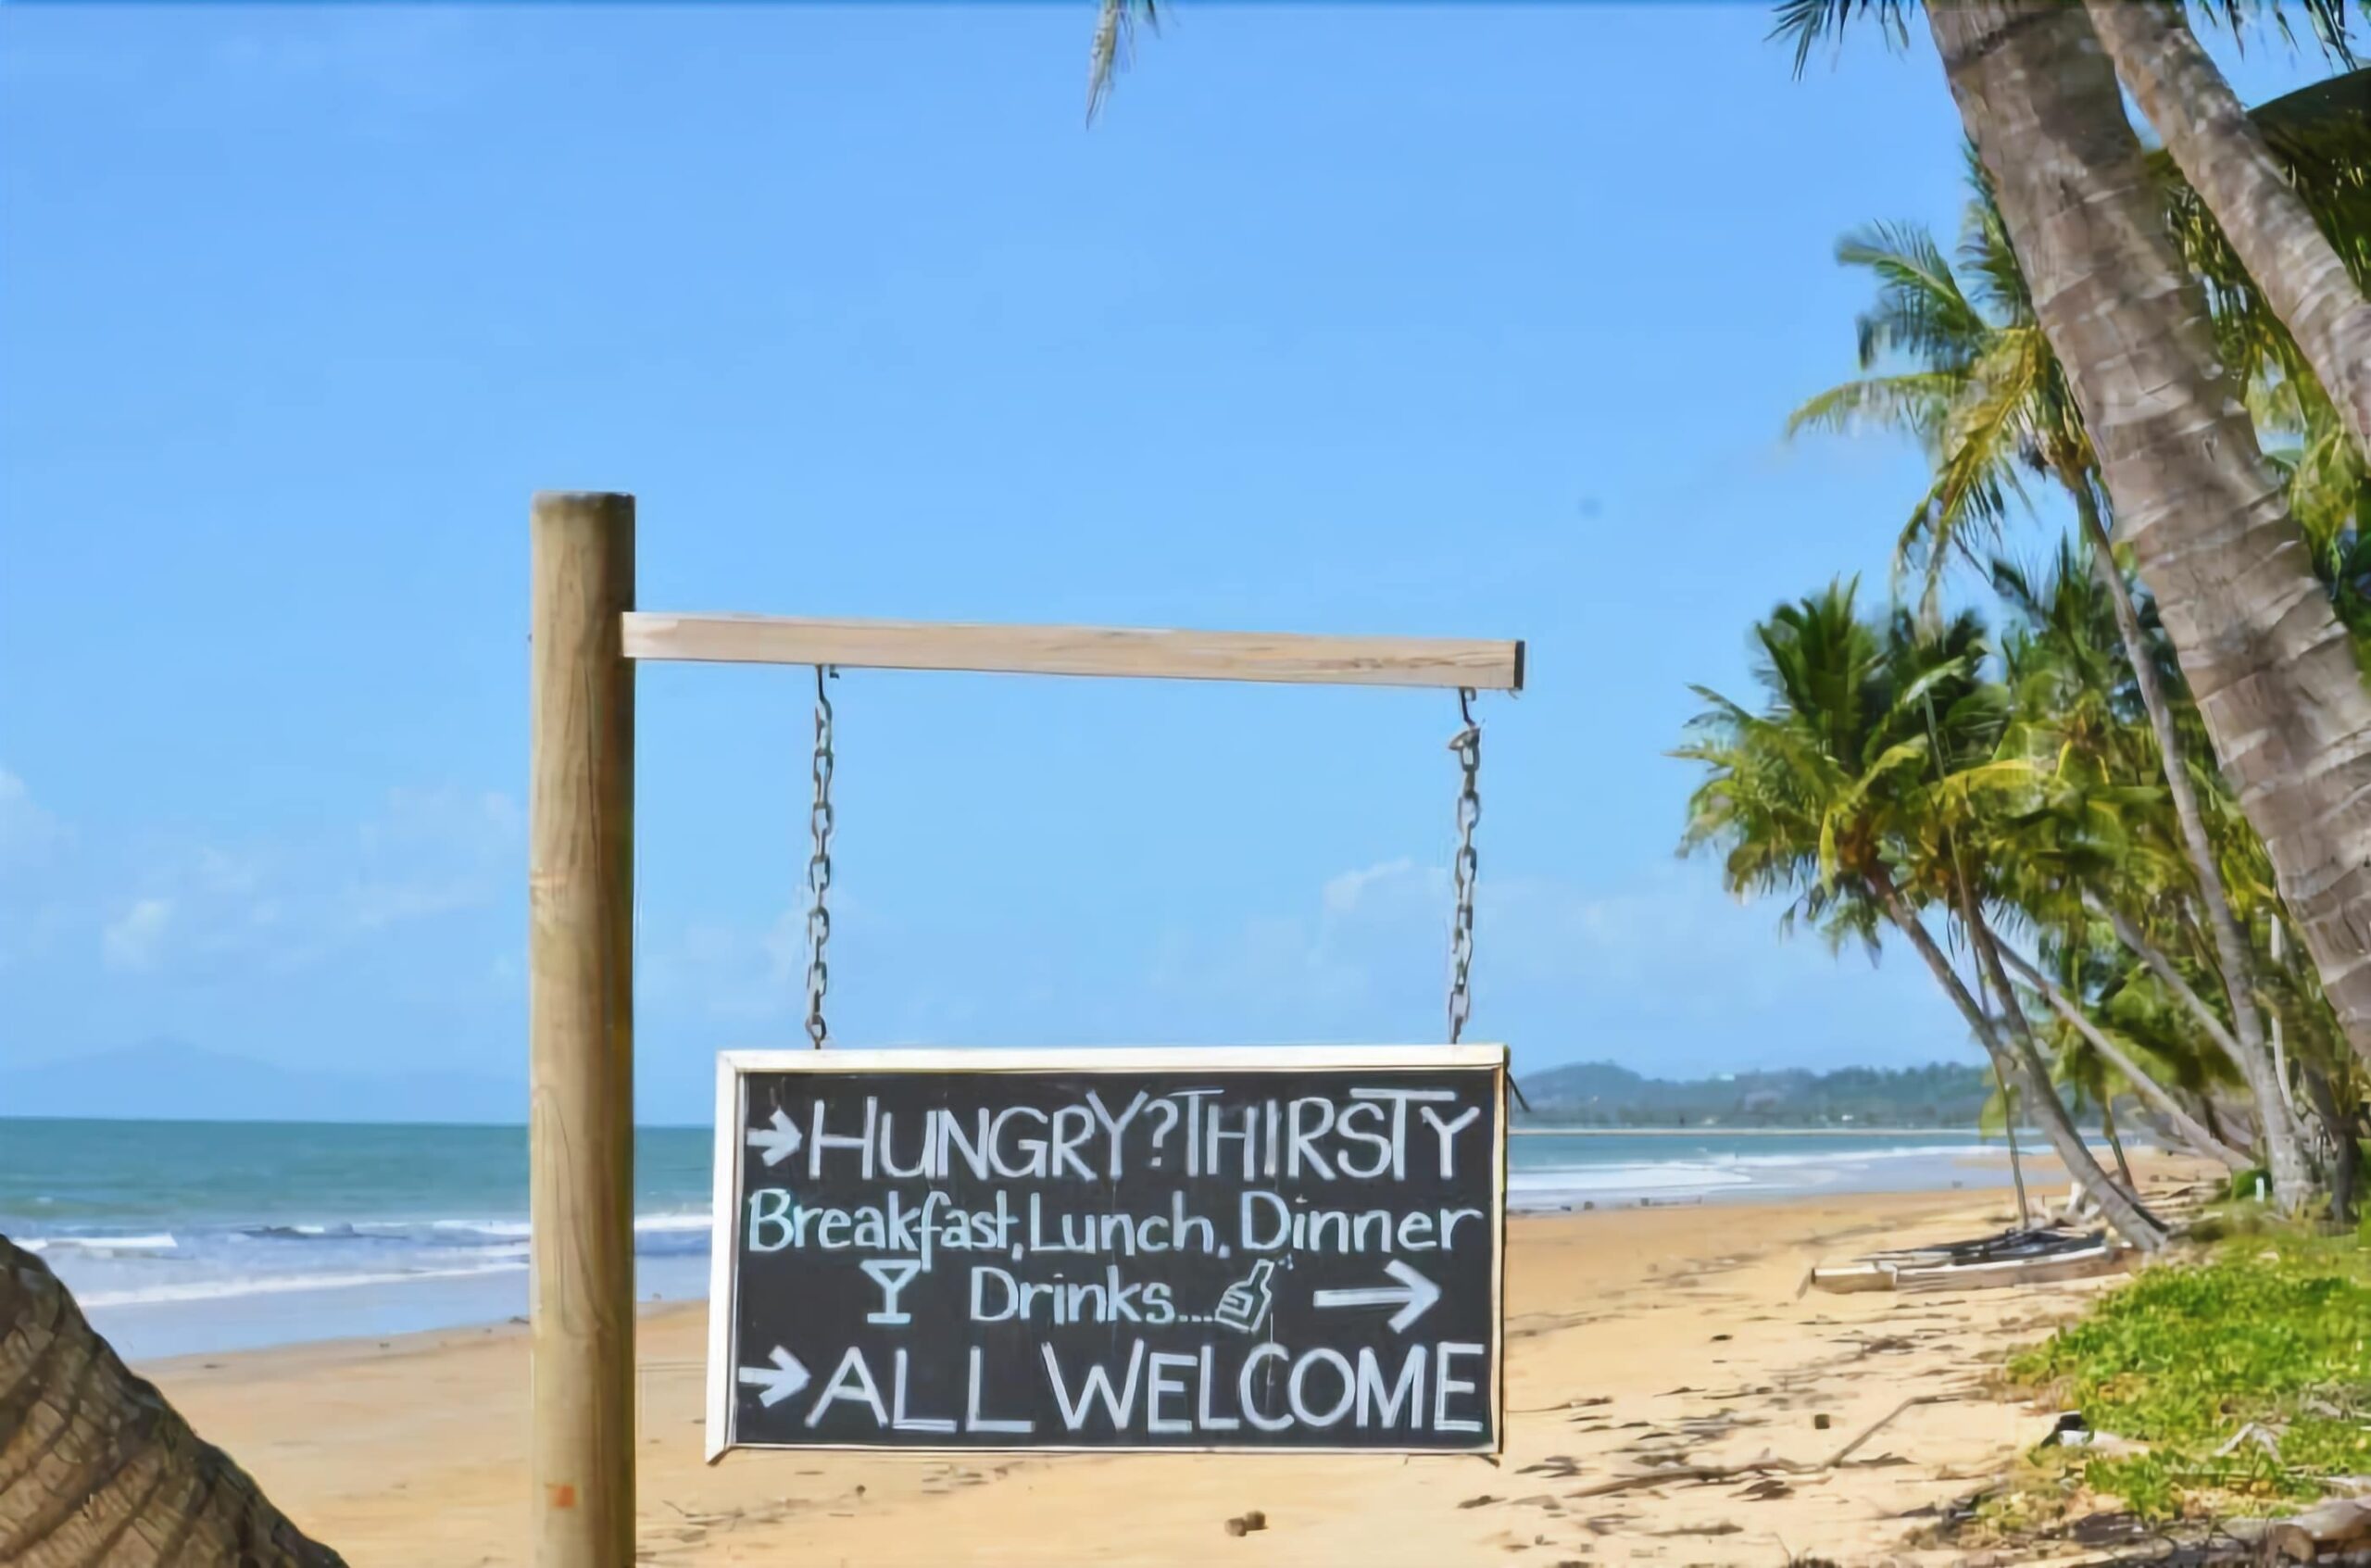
[1965,1222,2371,1535]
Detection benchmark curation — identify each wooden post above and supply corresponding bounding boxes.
[529,492,637,1567]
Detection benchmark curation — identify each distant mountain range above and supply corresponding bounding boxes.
[0,1042,522,1125]
[1512,1060,1990,1128]
[2,1044,1992,1130]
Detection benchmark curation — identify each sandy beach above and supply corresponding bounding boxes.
[143,1160,2210,1567]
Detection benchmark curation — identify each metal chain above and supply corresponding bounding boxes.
[1447,687,1481,1046]
[804,666,836,1048]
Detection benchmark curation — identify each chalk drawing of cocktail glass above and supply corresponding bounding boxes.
[1211,1259,1277,1334]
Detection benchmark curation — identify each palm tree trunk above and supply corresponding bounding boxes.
[2202,1092,2232,1150]
[2067,475,2323,1189]
[0,1235,345,1567]
[2300,1062,2361,1227]
[1868,875,2167,1250]
[2068,482,2277,1059]
[1961,899,2161,1217]
[1914,765,2159,1229]
[1995,943,2254,1171]
[2097,899,2318,1209]
[2268,917,2306,1128]
[1972,998,2034,1223]
[2103,1100,2137,1190]
[1926,0,2371,1083]
[2081,0,2371,460]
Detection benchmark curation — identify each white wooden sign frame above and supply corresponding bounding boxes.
[704,1043,1511,1461]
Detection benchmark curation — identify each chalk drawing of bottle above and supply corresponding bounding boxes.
[1212,1259,1277,1335]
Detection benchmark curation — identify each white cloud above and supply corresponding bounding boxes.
[629,854,1966,1073]
[194,846,263,896]
[0,770,74,968]
[1137,856,1967,1071]
[1321,857,1425,916]
[0,769,66,866]
[102,898,173,972]
[645,907,809,1024]
[25,783,522,984]
[342,877,488,931]
[336,786,519,935]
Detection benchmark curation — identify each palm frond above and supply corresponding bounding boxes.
[1957,156,2034,320]
[1785,370,1956,441]
[1768,0,1910,76]
[1837,221,1992,370]
[1086,0,1159,125]
[2189,0,2357,66]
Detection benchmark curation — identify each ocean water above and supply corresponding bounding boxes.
[0,1118,2014,1361]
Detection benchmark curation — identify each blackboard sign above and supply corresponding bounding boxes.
[703,1045,1507,1459]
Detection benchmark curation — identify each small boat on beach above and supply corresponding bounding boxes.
[1805,1223,2135,1295]
[1803,1176,2227,1295]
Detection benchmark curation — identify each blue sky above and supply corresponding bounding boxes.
[0,5,2338,1124]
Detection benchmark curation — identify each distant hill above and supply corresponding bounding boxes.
[1513,1060,1990,1128]
[0,1041,522,1125]
[3,1044,1991,1131]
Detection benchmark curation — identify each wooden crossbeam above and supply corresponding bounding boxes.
[531,494,1528,1567]
[621,612,1524,692]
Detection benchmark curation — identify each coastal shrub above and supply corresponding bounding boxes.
[2221,1165,2271,1204]
[2004,1232,2371,1521]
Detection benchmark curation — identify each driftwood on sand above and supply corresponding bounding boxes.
[2226,1497,2371,1562]
[1562,1393,1963,1499]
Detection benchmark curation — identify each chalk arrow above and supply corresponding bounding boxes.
[1311,1258,1442,1334]
[746,1108,802,1167]
[736,1346,810,1408]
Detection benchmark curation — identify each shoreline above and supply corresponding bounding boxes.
[141,1162,2213,1565]
[126,1178,2049,1384]
[56,1136,2117,1361]
[1510,1124,2010,1136]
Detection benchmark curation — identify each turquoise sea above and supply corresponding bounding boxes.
[0,1119,2016,1360]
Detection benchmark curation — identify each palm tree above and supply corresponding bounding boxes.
[0,1236,344,1566]
[1789,192,2321,1206]
[2083,4,2371,461]
[1985,541,2324,1205]
[1081,0,2367,1188]
[1785,192,2045,616]
[1875,603,2182,1227]
[1775,0,2371,1100]
[1677,580,2167,1248]
[1996,942,2252,1171]
[1982,545,2268,1171]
